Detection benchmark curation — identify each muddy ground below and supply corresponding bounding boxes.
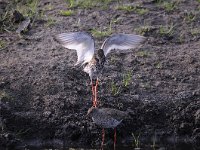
[0,0,200,149]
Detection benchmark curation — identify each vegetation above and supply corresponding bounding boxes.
[151,132,157,150]
[132,133,140,149]
[136,50,150,58]
[135,8,149,15]
[0,41,6,49]
[155,0,179,12]
[60,10,74,16]
[190,28,200,36]
[45,17,57,27]
[16,0,39,18]
[117,5,135,12]
[135,26,152,35]
[65,0,112,9]
[110,71,133,95]
[155,62,162,69]
[111,81,121,96]
[117,5,149,15]
[158,24,175,36]
[162,1,177,12]
[123,71,132,87]
[0,0,199,148]
[183,11,196,23]
[0,0,40,32]
[91,20,113,38]
[91,29,112,38]
[0,90,11,101]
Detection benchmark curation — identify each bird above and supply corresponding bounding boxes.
[54,32,145,107]
[87,106,130,149]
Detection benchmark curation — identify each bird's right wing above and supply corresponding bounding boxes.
[54,32,95,65]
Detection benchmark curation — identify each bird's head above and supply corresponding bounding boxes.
[97,49,105,57]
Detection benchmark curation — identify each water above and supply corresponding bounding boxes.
[22,142,199,150]
[1,138,199,150]
[24,144,198,150]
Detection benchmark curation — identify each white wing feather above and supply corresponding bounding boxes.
[55,32,95,65]
[101,34,145,56]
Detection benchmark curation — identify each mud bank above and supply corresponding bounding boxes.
[0,0,200,149]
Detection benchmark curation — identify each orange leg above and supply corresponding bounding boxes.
[92,84,96,107]
[114,128,116,150]
[101,128,105,149]
[94,80,98,107]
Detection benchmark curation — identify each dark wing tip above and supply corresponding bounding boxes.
[53,34,62,44]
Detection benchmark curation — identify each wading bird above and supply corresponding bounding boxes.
[87,106,130,149]
[54,32,145,107]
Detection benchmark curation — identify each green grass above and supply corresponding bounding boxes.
[66,0,76,8]
[44,3,53,11]
[135,8,149,15]
[156,0,179,12]
[0,41,6,49]
[184,12,196,23]
[66,0,112,9]
[0,90,10,101]
[190,28,200,36]
[45,17,56,27]
[0,8,14,32]
[91,20,113,38]
[159,24,175,36]
[123,71,132,87]
[134,25,153,35]
[178,32,185,43]
[151,132,157,150]
[16,128,31,136]
[77,0,96,9]
[0,10,10,22]
[117,5,149,15]
[111,81,121,96]
[60,10,74,16]
[135,50,150,57]
[162,1,177,12]
[91,29,112,38]
[155,62,162,69]
[117,5,135,12]
[16,0,39,18]
[132,133,140,149]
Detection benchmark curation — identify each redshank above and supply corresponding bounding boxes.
[87,106,130,149]
[54,32,145,107]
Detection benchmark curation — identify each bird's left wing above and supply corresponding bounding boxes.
[101,33,145,56]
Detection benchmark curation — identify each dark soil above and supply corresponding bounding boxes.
[0,0,200,149]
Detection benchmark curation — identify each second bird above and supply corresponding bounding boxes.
[54,32,145,107]
[87,106,130,149]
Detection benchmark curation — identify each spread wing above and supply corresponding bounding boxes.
[54,32,95,65]
[101,34,145,56]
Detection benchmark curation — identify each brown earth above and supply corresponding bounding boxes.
[0,0,200,149]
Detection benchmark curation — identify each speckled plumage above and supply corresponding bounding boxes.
[54,31,145,84]
[83,49,106,84]
[87,107,129,128]
[54,32,145,107]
